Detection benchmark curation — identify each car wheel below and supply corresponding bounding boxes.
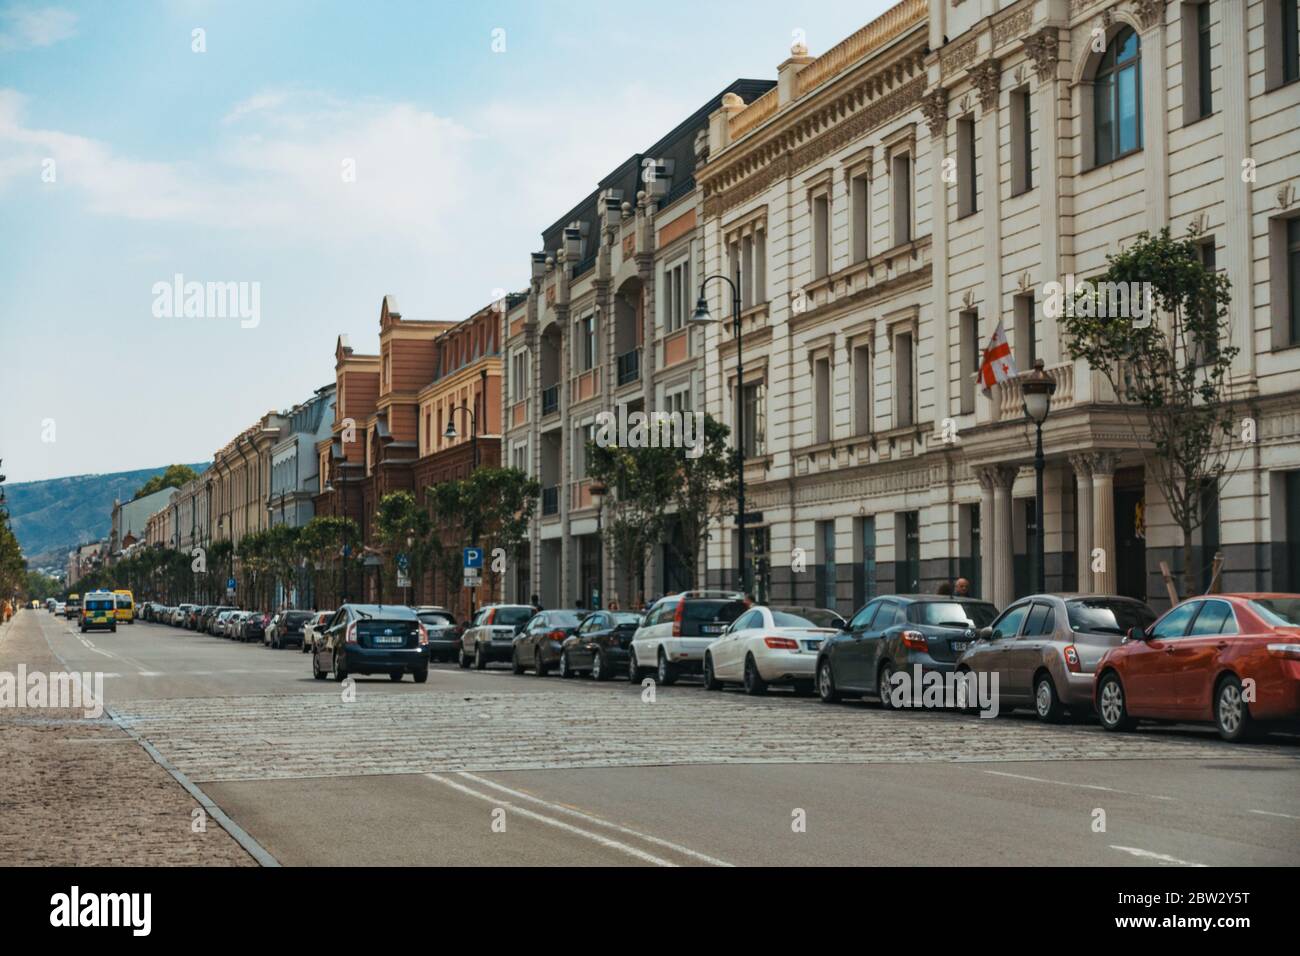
[877,663,898,710]
[458,646,470,669]
[656,650,677,686]
[743,656,767,696]
[512,649,525,675]
[312,653,326,680]
[389,672,403,682]
[559,652,573,679]
[1034,673,1066,723]
[627,649,641,682]
[475,644,488,671]
[1215,675,1257,742]
[534,648,549,677]
[1097,672,1135,732]
[702,654,722,691]
[331,652,347,683]
[592,650,610,682]
[817,659,840,703]
[413,668,429,684]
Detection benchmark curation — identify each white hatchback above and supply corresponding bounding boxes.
[703,605,845,695]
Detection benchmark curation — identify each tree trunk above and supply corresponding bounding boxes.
[1182,534,1196,600]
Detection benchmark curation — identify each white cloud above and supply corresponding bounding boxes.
[0,5,77,52]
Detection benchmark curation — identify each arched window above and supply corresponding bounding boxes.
[1094,26,1142,165]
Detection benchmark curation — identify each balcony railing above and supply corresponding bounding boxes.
[541,384,560,416]
[541,486,559,516]
[617,348,641,386]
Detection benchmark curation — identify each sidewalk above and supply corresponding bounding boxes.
[0,610,255,865]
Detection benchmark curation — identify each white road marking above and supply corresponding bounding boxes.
[1109,845,1207,867]
[426,773,678,866]
[1249,808,1300,821]
[982,769,1176,801]
[456,771,733,867]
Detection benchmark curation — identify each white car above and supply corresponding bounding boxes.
[628,591,748,685]
[301,610,334,653]
[703,605,844,695]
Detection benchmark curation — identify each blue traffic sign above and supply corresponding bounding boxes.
[463,547,483,569]
[227,577,237,590]
[396,552,409,571]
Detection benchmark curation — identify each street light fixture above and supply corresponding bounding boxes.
[1020,359,1057,594]
[691,269,748,596]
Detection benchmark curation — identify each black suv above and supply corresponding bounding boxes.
[312,604,429,683]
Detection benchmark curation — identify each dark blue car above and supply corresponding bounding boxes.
[312,604,429,683]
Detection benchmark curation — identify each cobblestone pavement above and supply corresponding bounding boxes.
[0,612,255,865]
[110,683,1300,784]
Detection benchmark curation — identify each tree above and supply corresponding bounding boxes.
[297,516,358,608]
[587,438,676,606]
[375,491,432,604]
[666,415,740,591]
[1061,227,1238,599]
[133,464,200,500]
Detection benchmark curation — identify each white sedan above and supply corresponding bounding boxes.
[703,605,844,696]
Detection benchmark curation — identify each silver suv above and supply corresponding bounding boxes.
[458,604,538,669]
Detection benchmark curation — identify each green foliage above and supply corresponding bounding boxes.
[133,464,200,500]
[375,491,433,603]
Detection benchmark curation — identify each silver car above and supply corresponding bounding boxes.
[956,593,1157,721]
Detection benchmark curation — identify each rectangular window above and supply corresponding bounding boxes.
[741,382,766,458]
[818,521,837,611]
[1286,471,1300,591]
[1183,3,1214,122]
[754,229,767,303]
[1198,479,1221,592]
[896,511,920,593]
[957,115,977,217]
[812,194,830,279]
[894,331,914,428]
[853,342,871,436]
[1010,86,1033,195]
[1290,219,1300,343]
[854,516,877,607]
[1198,3,1213,116]
[741,236,754,310]
[891,152,912,245]
[666,260,689,333]
[959,311,978,415]
[851,172,870,263]
[813,355,831,445]
[1195,240,1219,366]
[1014,293,1037,370]
[577,315,597,370]
[1274,0,1300,87]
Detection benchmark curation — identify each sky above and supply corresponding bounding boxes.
[0,0,897,483]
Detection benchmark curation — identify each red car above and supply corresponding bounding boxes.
[1094,593,1300,741]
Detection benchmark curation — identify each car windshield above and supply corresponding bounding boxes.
[547,611,585,627]
[493,606,535,626]
[684,600,747,624]
[913,602,999,628]
[1067,599,1155,634]
[1249,598,1300,627]
[771,609,842,628]
[286,612,312,622]
[419,612,455,626]
[611,612,643,625]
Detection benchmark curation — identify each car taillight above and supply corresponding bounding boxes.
[1267,642,1300,660]
[485,607,496,625]
[418,622,429,646]
[548,629,566,641]
[1063,644,1082,672]
[901,630,928,651]
[763,636,799,650]
[672,601,684,637]
[345,622,358,644]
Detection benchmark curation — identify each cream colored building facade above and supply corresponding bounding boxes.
[693,0,1300,614]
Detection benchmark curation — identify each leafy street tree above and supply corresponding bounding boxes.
[375,491,433,604]
[587,437,676,607]
[297,515,359,608]
[132,464,200,500]
[666,415,741,592]
[1061,227,1238,599]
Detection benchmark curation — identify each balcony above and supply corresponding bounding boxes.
[990,361,1076,423]
[541,385,560,417]
[617,348,641,386]
[541,486,559,516]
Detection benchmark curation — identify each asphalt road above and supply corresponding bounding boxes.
[31,611,1300,866]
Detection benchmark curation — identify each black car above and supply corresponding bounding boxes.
[240,612,267,643]
[559,610,645,680]
[413,607,458,662]
[268,610,314,649]
[312,604,429,683]
[512,610,587,676]
[815,595,999,707]
[201,606,236,634]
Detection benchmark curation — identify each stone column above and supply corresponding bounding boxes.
[1137,4,1169,231]
[1090,451,1120,594]
[977,466,997,603]
[993,464,1018,609]
[1069,453,1094,592]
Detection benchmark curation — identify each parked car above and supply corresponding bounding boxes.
[267,609,313,649]
[301,610,334,654]
[704,605,844,695]
[511,609,587,675]
[956,594,1156,721]
[412,606,458,662]
[200,606,235,633]
[312,604,429,683]
[239,612,267,643]
[183,605,204,629]
[628,591,749,685]
[558,610,646,679]
[457,604,537,669]
[815,595,999,707]
[171,604,194,627]
[212,609,238,637]
[1095,593,1300,742]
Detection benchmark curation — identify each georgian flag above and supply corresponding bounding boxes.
[978,320,1018,396]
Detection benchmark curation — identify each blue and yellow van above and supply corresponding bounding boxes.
[81,591,118,633]
[113,589,135,624]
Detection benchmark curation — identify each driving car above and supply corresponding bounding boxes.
[558,609,645,679]
[312,604,429,683]
[54,602,66,616]
[628,591,749,685]
[457,604,537,669]
[80,591,118,633]
[412,606,458,662]
[955,594,1156,721]
[301,610,334,654]
[704,605,844,695]
[64,594,81,619]
[267,609,313,649]
[512,609,587,676]
[113,589,135,624]
[815,595,999,707]
[1095,593,1300,742]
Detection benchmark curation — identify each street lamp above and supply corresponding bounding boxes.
[445,397,481,615]
[589,481,606,610]
[691,269,747,596]
[1020,359,1057,594]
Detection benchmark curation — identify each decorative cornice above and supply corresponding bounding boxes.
[921,87,948,139]
[970,58,1002,112]
[992,8,1033,49]
[941,33,980,78]
[1131,0,1163,30]
[1021,27,1060,83]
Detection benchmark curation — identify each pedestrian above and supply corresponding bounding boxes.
[937,581,953,596]
[575,597,585,610]
[530,593,543,613]
[954,577,971,597]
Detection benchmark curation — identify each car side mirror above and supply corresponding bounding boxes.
[1126,626,1146,643]
[977,626,993,641]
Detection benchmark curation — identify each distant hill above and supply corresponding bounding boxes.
[6,464,209,567]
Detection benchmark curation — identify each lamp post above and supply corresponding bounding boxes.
[444,400,480,616]
[1020,359,1057,594]
[691,268,747,596]
[589,481,606,610]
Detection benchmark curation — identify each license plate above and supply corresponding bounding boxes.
[701,625,723,634]
[373,634,404,645]
[952,641,969,653]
